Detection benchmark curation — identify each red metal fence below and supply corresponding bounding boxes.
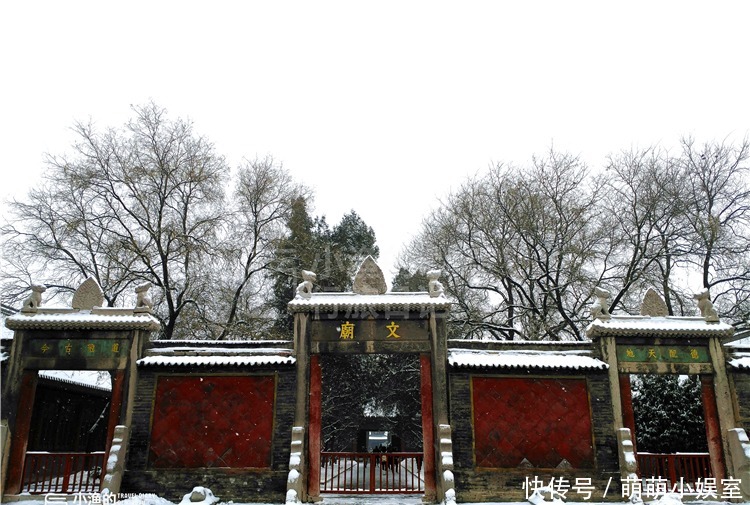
[321,452,424,494]
[21,451,105,494]
[636,452,712,486]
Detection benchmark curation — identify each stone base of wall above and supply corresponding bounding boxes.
[454,469,624,503]
[121,469,288,503]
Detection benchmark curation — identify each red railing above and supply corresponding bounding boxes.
[21,451,106,494]
[636,452,712,486]
[321,452,424,494]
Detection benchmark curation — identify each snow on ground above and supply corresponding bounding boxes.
[7,496,749,505]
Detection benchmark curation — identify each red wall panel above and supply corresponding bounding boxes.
[149,375,275,468]
[472,377,594,469]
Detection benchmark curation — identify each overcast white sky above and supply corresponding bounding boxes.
[1,1,749,283]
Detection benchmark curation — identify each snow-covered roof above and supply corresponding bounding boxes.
[728,352,750,370]
[38,370,112,392]
[1,303,17,317]
[5,308,160,331]
[139,338,295,367]
[448,349,608,371]
[287,291,451,313]
[137,355,295,367]
[150,346,293,356]
[585,315,734,339]
[150,339,292,347]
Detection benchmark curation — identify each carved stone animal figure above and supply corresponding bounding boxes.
[135,282,153,309]
[296,270,316,299]
[23,284,47,310]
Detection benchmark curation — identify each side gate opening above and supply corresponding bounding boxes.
[626,373,712,488]
[21,370,112,494]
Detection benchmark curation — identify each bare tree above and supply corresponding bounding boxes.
[1,179,136,306]
[405,150,606,340]
[211,157,309,340]
[678,136,750,323]
[599,146,691,315]
[2,102,229,340]
[405,138,750,340]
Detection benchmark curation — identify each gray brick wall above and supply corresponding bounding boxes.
[731,370,750,433]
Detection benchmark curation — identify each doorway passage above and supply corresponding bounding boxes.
[318,354,425,494]
[20,370,112,494]
[626,374,712,487]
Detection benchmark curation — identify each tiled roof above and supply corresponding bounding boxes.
[5,310,160,331]
[137,355,295,367]
[448,349,608,371]
[585,316,734,339]
[728,353,750,370]
[287,292,451,313]
[38,370,112,392]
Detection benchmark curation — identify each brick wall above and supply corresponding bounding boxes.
[730,369,750,433]
[448,368,621,502]
[122,365,296,503]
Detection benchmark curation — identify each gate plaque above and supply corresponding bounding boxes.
[616,345,710,363]
[311,319,429,342]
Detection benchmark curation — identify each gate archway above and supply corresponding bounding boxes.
[2,278,158,495]
[286,257,452,502]
[587,288,739,494]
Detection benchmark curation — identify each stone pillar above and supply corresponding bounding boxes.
[708,337,737,480]
[430,310,451,502]
[600,336,624,430]
[307,354,322,500]
[0,421,9,496]
[292,312,310,501]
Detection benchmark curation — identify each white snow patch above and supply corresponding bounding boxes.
[728,353,750,370]
[38,369,112,390]
[178,486,219,505]
[586,315,734,338]
[137,355,295,367]
[285,489,298,504]
[287,469,300,484]
[648,493,684,505]
[448,349,608,370]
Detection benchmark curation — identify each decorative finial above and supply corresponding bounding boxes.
[590,286,611,320]
[352,256,387,295]
[427,269,445,298]
[134,282,154,312]
[21,284,47,313]
[640,288,668,317]
[296,270,316,300]
[693,289,719,322]
[72,277,105,310]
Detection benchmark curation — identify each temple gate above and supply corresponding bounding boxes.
[1,278,158,495]
[587,287,750,499]
[2,264,749,503]
[285,257,454,503]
